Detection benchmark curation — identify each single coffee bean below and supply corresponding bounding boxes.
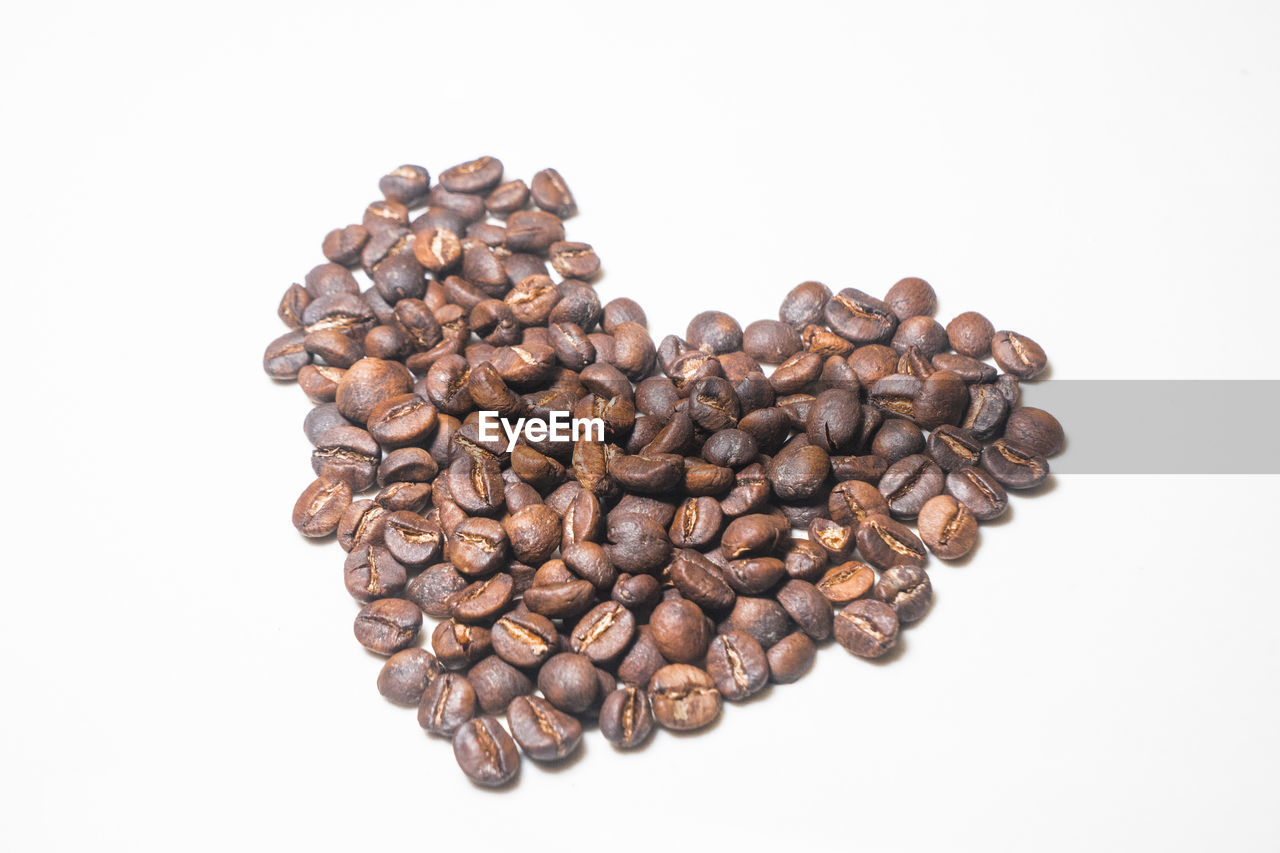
[538,652,600,714]
[507,695,582,761]
[502,504,561,566]
[718,597,793,649]
[599,686,654,748]
[570,601,636,663]
[816,562,876,604]
[824,288,897,344]
[783,538,829,582]
[549,241,600,280]
[448,517,509,576]
[917,494,978,559]
[767,442,830,501]
[264,330,311,380]
[450,574,515,623]
[530,168,577,217]
[616,626,668,688]
[686,311,743,355]
[834,599,899,658]
[303,403,351,445]
[980,438,1049,489]
[855,514,927,570]
[705,631,769,700]
[523,579,595,620]
[467,656,533,715]
[322,224,370,266]
[874,565,934,623]
[946,311,995,357]
[417,672,477,737]
[871,418,925,463]
[963,383,1010,440]
[612,572,661,609]
[439,156,503,193]
[343,544,407,602]
[405,563,468,618]
[505,209,565,253]
[1003,407,1064,456]
[335,358,414,425]
[486,179,529,214]
[669,549,737,612]
[927,424,983,472]
[702,429,758,469]
[945,466,1009,521]
[807,518,855,560]
[650,599,712,663]
[932,352,997,384]
[806,388,861,453]
[878,454,945,519]
[311,426,380,490]
[377,648,440,707]
[452,716,520,788]
[491,611,558,668]
[827,479,889,530]
[604,513,671,573]
[723,558,786,597]
[383,510,444,567]
[432,620,493,670]
[562,541,618,591]
[648,664,722,731]
[769,351,824,394]
[337,500,388,552]
[292,477,351,538]
[743,319,803,364]
[610,452,684,494]
[721,513,786,558]
[774,579,834,640]
[767,632,816,683]
[353,598,422,656]
[991,330,1048,379]
[884,277,937,321]
[779,281,831,330]
[668,497,723,549]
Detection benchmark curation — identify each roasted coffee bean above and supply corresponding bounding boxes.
[364,325,411,361]
[529,168,576,217]
[335,358,414,425]
[774,579,833,640]
[803,324,855,358]
[439,156,503,194]
[538,652,600,713]
[303,403,351,445]
[720,513,785,559]
[807,518,855,560]
[310,426,380,490]
[767,632,816,683]
[448,454,506,517]
[779,281,831,329]
[824,288,897,344]
[505,209,565,253]
[599,686,654,748]
[686,377,740,431]
[769,351,823,394]
[932,352,997,384]
[827,479,889,530]
[501,504,561,566]
[364,199,410,233]
[1003,407,1064,456]
[721,463,773,516]
[927,425,983,472]
[806,388,861,453]
[523,579,595,620]
[451,574,515,623]
[366,394,438,450]
[991,330,1048,379]
[884,277,937,321]
[353,598,422,656]
[292,477,352,538]
[377,447,438,487]
[871,418,925,463]
[412,226,462,273]
[878,454,944,519]
[610,452,684,494]
[377,648,439,707]
[343,544,407,602]
[783,538,829,582]
[722,556,785,595]
[874,565,934,623]
[337,500,388,552]
[946,311,995,357]
[562,541,618,591]
[304,262,360,298]
[418,672,477,737]
[918,494,978,559]
[381,511,442,567]
[507,695,582,761]
[549,241,600,279]
[375,481,432,513]
[719,597,793,649]
[767,442,830,501]
[406,563,468,618]
[834,599,899,658]
[485,179,529,214]
[669,549,736,612]
[830,453,889,483]
[669,497,723,548]
[981,438,1049,489]
[604,513,671,573]
[816,562,876,604]
[650,599,712,663]
[612,572,661,609]
[855,514,927,570]
[891,315,949,358]
[963,383,1010,440]
[615,626,667,688]
[453,716,520,787]
[743,319,803,363]
[570,601,636,663]
[433,620,493,670]
[448,517,509,576]
[491,611,558,668]
[648,664,722,731]
[549,280,603,331]
[322,224,370,266]
[705,631,769,700]
[264,330,311,379]
[468,656,533,715]
[686,311,743,355]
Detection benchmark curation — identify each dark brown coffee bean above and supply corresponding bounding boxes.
[439,156,503,194]
[448,454,507,517]
[648,664,722,731]
[944,311,994,358]
[353,598,422,655]
[830,453,890,483]
[774,579,833,640]
[834,599,899,658]
[932,352,997,384]
[824,288,897,344]
[432,620,492,670]
[890,315,948,358]
[310,426,380,490]
[991,330,1048,379]
[411,226,461,273]
[303,329,362,371]
[855,514,927,569]
[467,656,533,715]
[343,545,407,602]
[767,632,816,683]
[918,494,978,560]
[779,281,831,330]
[304,403,351,445]
[523,579,595,620]
[769,351,824,394]
[538,652,600,713]
[874,565,934,623]
[322,224,370,266]
[723,557,786,595]
[448,517,509,576]
[507,695,582,761]
[981,438,1050,489]
[406,563,468,618]
[767,442,830,501]
[650,599,712,663]
[669,497,723,548]
[720,513,785,559]
[264,330,311,379]
[377,447,438,487]
[884,277,937,320]
[377,648,439,707]
[599,686,653,748]
[482,179,527,214]
[562,541,618,591]
[1003,407,1064,456]
[570,601,636,663]
[878,454,944,519]
[499,504,559,566]
[743,319,802,364]
[379,511,441,568]
[827,479,889,530]
[806,517,854,560]
[927,424,983,472]
[604,513,671,573]
[418,672,477,736]
[453,716,520,787]
[528,168,576,217]
[304,291,377,339]
[806,388,861,453]
[292,477,351,538]
[548,241,599,280]
[871,418,925,463]
[783,538,828,582]
[705,631,769,700]
[335,358,414,425]
[365,394,438,451]
[816,561,876,605]
[375,481,431,513]
[802,324,855,358]
[668,549,735,612]
[450,574,515,623]
[686,311,743,355]
[364,199,410,233]
[719,597,793,649]
[963,383,1010,440]
[612,572,661,609]
[945,466,1008,521]
[609,452,683,494]
[336,500,388,552]
[504,209,565,253]
[490,611,558,669]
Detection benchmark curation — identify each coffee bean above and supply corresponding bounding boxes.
[432,620,493,669]
[453,716,520,787]
[917,494,978,559]
[783,538,829,582]
[721,513,786,559]
[439,156,503,194]
[264,330,311,380]
[824,288,897,344]
[816,562,876,604]
[779,281,831,329]
[873,565,933,623]
[343,544,407,602]
[945,466,1009,520]
[991,330,1048,379]
[1003,407,1064,456]
[767,632,816,683]
[669,497,724,548]
[884,277,937,321]
[322,224,370,266]
[743,319,803,364]
[378,648,440,707]
[806,388,861,453]
[827,479,889,530]
[774,579,834,640]
[650,599,712,663]
[336,358,414,425]
[855,514,927,570]
[491,610,558,668]
[834,599,899,658]
[538,652,600,713]
[505,209,565,253]
[530,168,577,217]
[336,500,388,552]
[570,601,636,663]
[418,672,477,737]
[451,574,515,623]
[769,351,824,394]
[648,664,722,731]
[980,438,1049,489]
[599,686,654,748]
[467,656,533,715]
[705,631,769,700]
[616,626,668,688]
[963,383,1010,440]
[613,572,661,609]
[878,454,945,519]
[807,518,855,560]
[292,477,351,538]
[927,425,983,472]
[871,418,925,463]
[687,311,743,355]
[310,426,380,490]
[669,549,736,612]
[523,579,595,620]
[507,695,582,761]
[406,563,468,618]
[932,352,996,384]
[610,452,684,494]
[767,442,830,501]
[353,598,422,656]
[719,597,793,649]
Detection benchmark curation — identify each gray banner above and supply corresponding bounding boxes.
[1019,380,1280,474]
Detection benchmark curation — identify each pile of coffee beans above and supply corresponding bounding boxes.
[265,157,1063,788]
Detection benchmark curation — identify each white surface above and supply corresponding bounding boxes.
[3,2,1278,850]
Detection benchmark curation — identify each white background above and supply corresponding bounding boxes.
[3,2,1278,850]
